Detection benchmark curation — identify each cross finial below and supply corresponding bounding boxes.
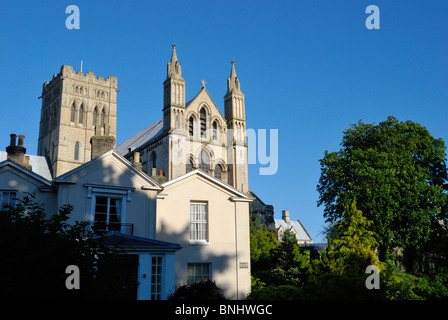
[201,79,206,88]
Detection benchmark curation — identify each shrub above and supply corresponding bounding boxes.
[168,280,226,300]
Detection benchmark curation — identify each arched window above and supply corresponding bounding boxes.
[212,121,218,140]
[189,117,194,137]
[200,108,206,137]
[214,164,222,180]
[93,106,98,125]
[79,103,85,124]
[74,142,80,161]
[199,150,209,173]
[101,108,106,125]
[70,102,76,122]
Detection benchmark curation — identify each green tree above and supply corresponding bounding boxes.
[330,199,381,271]
[305,200,384,299]
[317,116,448,265]
[250,218,279,273]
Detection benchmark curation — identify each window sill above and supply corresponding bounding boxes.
[189,240,210,246]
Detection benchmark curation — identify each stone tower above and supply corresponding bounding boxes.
[37,65,118,177]
[224,61,248,193]
[163,44,186,134]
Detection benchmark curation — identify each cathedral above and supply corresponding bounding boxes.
[1,44,311,299]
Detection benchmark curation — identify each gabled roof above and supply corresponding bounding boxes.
[0,151,52,181]
[54,149,162,190]
[275,218,312,242]
[94,232,182,252]
[114,118,164,157]
[161,169,253,201]
[186,86,226,120]
[0,159,52,187]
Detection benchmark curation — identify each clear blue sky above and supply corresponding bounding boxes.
[1,1,447,242]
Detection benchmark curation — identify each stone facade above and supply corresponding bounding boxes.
[119,45,249,193]
[37,65,118,177]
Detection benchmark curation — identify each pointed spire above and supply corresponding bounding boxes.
[227,60,241,94]
[170,43,178,63]
[167,43,183,80]
[230,60,237,79]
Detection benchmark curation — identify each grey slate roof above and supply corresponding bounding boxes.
[0,151,52,181]
[274,218,312,242]
[115,118,163,156]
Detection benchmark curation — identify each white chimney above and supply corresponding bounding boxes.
[282,210,290,223]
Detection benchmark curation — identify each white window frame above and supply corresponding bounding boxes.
[189,202,208,244]
[187,263,211,285]
[86,185,133,233]
[150,255,163,300]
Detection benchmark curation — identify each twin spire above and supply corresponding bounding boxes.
[227,60,241,94]
[166,44,241,94]
[167,43,183,80]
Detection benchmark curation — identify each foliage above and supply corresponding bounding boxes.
[0,193,135,299]
[382,263,448,300]
[330,199,382,272]
[246,285,303,300]
[303,201,385,299]
[317,116,448,263]
[168,280,226,300]
[249,219,310,299]
[249,218,279,273]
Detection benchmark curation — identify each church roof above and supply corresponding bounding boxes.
[115,118,163,156]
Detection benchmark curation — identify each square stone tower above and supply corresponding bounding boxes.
[37,65,118,177]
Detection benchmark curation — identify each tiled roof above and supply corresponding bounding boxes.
[115,118,164,156]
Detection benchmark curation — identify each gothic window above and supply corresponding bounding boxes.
[101,108,107,125]
[70,102,76,122]
[189,117,194,137]
[214,164,222,180]
[212,121,218,140]
[198,150,209,173]
[79,103,85,124]
[74,142,80,161]
[93,106,98,125]
[200,108,206,137]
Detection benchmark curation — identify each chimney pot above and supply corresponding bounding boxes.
[9,134,17,146]
[18,135,25,147]
[159,170,163,176]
